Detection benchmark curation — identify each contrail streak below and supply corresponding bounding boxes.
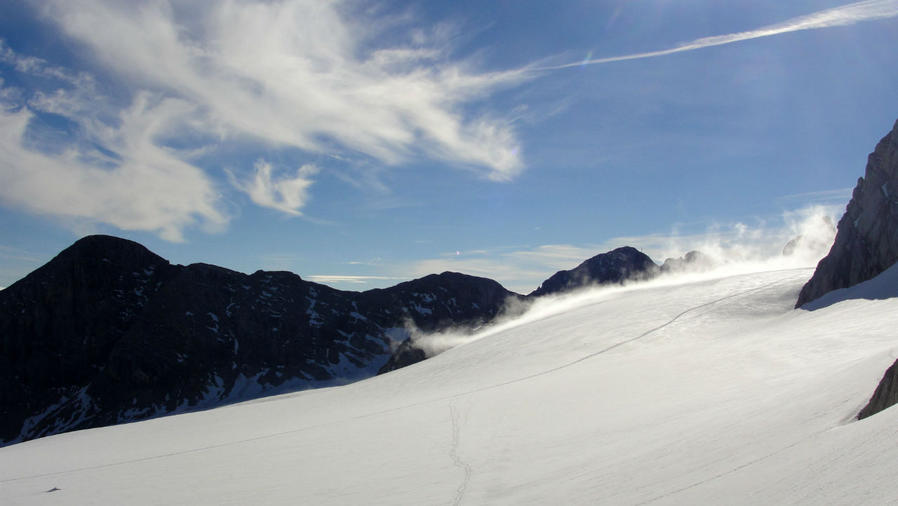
[540,0,898,70]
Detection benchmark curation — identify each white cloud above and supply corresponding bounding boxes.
[1,0,879,242]
[0,100,227,242]
[0,1,535,239]
[232,161,318,216]
[545,0,898,69]
[40,0,528,181]
[0,39,94,88]
[306,275,405,285]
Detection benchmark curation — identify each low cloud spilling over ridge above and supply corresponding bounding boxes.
[407,205,841,294]
[406,205,841,357]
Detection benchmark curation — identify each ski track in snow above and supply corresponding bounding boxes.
[0,273,798,486]
[634,426,834,505]
[448,403,472,506]
[461,275,794,396]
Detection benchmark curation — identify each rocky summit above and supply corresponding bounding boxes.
[529,246,658,297]
[0,235,516,446]
[660,250,715,274]
[796,119,898,307]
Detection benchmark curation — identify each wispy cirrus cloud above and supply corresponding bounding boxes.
[0,0,889,244]
[543,0,898,70]
[778,188,853,205]
[0,96,227,242]
[0,0,534,241]
[0,0,532,241]
[40,0,527,180]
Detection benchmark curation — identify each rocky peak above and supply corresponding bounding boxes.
[529,246,658,297]
[796,119,898,307]
[660,250,715,274]
[362,271,520,332]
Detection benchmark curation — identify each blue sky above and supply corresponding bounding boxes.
[0,0,896,293]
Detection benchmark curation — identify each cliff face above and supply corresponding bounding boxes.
[796,120,898,307]
[0,236,517,445]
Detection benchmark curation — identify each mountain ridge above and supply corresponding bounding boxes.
[0,235,519,445]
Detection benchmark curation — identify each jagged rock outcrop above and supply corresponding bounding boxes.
[0,235,517,445]
[796,119,898,307]
[529,246,658,297]
[858,359,898,420]
[378,339,428,374]
[660,250,714,274]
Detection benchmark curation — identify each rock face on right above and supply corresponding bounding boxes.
[858,359,898,420]
[796,119,898,308]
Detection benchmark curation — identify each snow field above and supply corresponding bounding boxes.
[2,267,898,505]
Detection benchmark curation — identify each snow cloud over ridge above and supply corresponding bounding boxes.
[407,205,841,294]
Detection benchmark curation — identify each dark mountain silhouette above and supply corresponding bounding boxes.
[0,235,516,445]
[383,246,662,373]
[529,246,658,297]
[1,234,671,445]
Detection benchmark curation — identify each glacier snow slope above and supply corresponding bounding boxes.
[2,267,898,505]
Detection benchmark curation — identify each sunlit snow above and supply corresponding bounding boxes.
[2,265,898,505]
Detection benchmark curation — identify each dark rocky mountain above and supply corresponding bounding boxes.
[0,235,517,446]
[529,246,658,297]
[786,118,898,420]
[380,246,661,374]
[359,272,521,333]
[858,358,898,420]
[378,339,428,374]
[796,119,898,307]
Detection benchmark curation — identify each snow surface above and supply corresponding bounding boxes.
[3,267,898,505]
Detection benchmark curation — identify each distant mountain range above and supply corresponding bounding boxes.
[0,235,662,445]
[7,112,898,450]
[0,235,517,445]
